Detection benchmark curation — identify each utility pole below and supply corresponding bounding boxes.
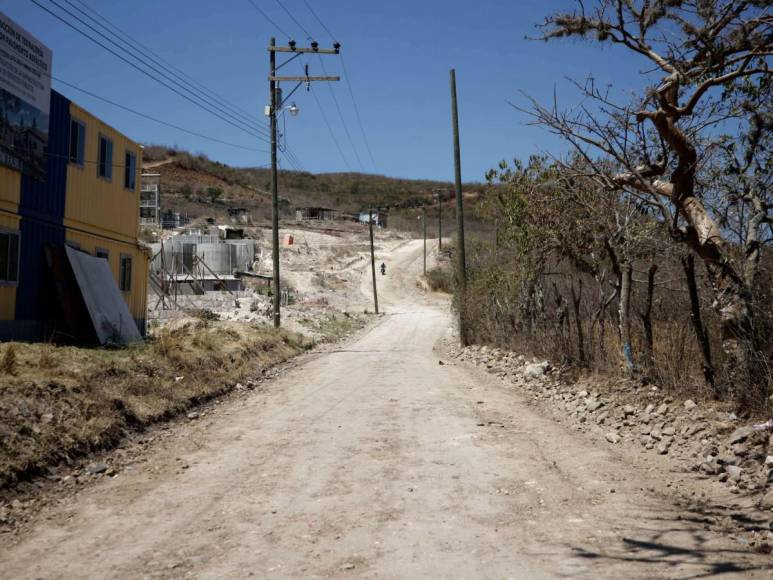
[437,191,443,251]
[267,38,340,328]
[369,209,379,314]
[422,207,427,276]
[450,68,468,346]
[269,38,279,328]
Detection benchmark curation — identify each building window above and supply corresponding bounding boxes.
[98,134,113,180]
[69,119,85,166]
[95,248,109,261]
[124,150,136,190]
[0,230,20,284]
[119,254,132,292]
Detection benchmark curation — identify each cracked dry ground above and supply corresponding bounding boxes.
[1,240,771,578]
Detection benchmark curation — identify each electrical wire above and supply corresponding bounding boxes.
[246,0,290,39]
[317,56,364,171]
[5,143,143,170]
[298,2,378,172]
[301,0,337,43]
[305,65,351,171]
[30,0,270,143]
[53,77,268,153]
[273,0,313,40]
[340,54,378,173]
[67,0,266,135]
[42,0,268,139]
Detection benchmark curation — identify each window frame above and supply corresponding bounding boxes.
[97,133,114,181]
[119,253,132,292]
[95,247,110,261]
[0,228,21,286]
[124,149,137,191]
[69,118,86,167]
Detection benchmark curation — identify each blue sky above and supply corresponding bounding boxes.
[4,0,647,181]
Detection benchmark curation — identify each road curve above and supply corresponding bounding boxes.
[0,240,769,578]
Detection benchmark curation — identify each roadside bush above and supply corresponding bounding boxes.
[426,267,454,293]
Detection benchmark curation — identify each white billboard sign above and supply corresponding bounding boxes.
[0,11,52,179]
[0,11,51,112]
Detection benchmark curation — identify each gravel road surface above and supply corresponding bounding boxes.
[1,240,769,578]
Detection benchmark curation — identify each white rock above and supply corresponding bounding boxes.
[522,361,550,378]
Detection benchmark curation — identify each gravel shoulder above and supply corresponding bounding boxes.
[0,239,771,578]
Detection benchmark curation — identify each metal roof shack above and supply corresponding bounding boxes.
[295,207,340,221]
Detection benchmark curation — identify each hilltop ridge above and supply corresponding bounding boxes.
[141,145,472,223]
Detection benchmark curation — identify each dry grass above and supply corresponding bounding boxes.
[0,321,311,489]
[426,267,454,293]
[1,344,18,376]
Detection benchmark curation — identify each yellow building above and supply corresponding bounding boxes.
[0,90,148,341]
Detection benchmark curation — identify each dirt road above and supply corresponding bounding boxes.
[1,240,769,578]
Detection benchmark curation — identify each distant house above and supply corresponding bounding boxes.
[139,173,161,226]
[358,210,388,228]
[295,206,340,221]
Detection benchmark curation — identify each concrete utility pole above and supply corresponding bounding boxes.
[369,209,379,314]
[268,38,340,328]
[450,68,468,346]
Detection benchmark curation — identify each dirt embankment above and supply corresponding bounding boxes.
[0,313,362,497]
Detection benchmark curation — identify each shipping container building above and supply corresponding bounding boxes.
[0,90,148,341]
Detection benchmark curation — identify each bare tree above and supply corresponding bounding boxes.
[527,0,772,404]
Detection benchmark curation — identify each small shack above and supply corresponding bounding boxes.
[295,207,340,221]
[358,210,388,228]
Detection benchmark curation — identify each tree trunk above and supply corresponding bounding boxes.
[638,263,657,375]
[570,279,585,365]
[552,282,569,361]
[650,102,756,406]
[681,254,717,394]
[618,262,634,373]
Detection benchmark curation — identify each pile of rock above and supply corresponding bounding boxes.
[454,344,773,511]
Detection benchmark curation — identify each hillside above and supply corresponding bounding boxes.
[141,145,475,224]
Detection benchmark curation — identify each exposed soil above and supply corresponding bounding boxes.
[1,237,771,578]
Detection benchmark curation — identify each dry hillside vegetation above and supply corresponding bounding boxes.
[456,1,772,413]
[141,145,472,223]
[0,321,312,488]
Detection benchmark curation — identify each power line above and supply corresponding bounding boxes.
[340,54,378,173]
[6,144,141,170]
[53,77,268,153]
[68,0,266,134]
[317,56,364,171]
[301,0,337,43]
[30,0,270,143]
[306,68,351,171]
[298,1,378,172]
[246,0,290,39]
[273,0,313,40]
[44,0,268,139]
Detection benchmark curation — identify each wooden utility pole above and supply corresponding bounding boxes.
[268,38,340,328]
[368,209,379,314]
[450,68,468,346]
[422,207,427,276]
[269,38,280,328]
[437,192,442,251]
